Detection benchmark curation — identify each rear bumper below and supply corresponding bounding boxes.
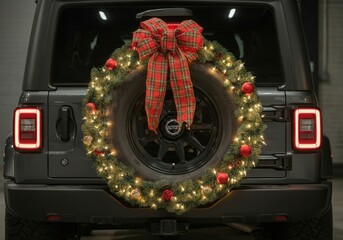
[5,181,332,224]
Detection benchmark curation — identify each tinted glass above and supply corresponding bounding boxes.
[53,5,283,85]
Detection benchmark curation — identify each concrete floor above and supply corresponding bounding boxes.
[0,166,342,239]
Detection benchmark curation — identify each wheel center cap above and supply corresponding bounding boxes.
[165,119,182,136]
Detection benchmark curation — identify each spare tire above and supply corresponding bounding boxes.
[110,62,236,181]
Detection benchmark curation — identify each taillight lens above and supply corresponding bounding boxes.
[293,108,321,151]
[14,107,42,151]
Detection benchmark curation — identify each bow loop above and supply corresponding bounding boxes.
[132,29,159,60]
[140,17,167,36]
[132,18,204,131]
[175,20,204,61]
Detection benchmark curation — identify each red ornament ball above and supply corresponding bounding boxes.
[162,189,173,202]
[241,82,255,95]
[94,149,106,156]
[216,172,229,184]
[105,58,118,70]
[240,144,252,158]
[86,102,97,113]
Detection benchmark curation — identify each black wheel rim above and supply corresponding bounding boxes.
[128,86,221,175]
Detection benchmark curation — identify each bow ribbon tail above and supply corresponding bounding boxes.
[145,53,168,131]
[169,50,196,128]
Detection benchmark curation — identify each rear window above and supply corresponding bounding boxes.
[53,4,283,85]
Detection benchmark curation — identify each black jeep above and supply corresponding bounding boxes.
[3,0,333,239]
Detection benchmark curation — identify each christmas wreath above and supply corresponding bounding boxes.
[82,18,265,215]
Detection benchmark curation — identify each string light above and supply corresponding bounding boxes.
[149,190,155,197]
[135,178,141,184]
[109,149,116,156]
[224,79,230,86]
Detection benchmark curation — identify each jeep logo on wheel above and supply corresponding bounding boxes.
[165,119,182,136]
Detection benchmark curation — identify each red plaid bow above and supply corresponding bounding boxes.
[132,18,204,131]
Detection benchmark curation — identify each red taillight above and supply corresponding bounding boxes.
[46,214,61,222]
[293,108,321,151]
[14,107,42,151]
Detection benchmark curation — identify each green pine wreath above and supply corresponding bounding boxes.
[82,40,266,215]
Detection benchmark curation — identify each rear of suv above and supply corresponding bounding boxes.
[3,0,333,239]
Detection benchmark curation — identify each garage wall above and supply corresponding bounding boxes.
[319,0,343,164]
[0,1,36,150]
